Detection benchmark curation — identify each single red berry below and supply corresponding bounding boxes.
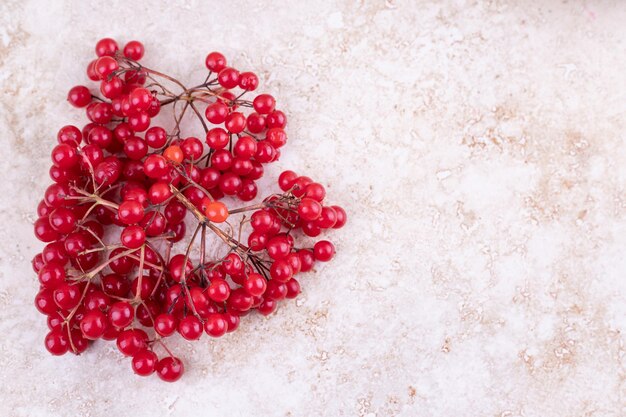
[57,125,82,146]
[178,316,203,340]
[332,205,347,228]
[247,112,266,133]
[266,128,287,148]
[264,280,288,301]
[206,128,230,150]
[154,313,178,337]
[67,86,92,108]
[45,330,69,355]
[95,38,118,57]
[120,225,146,248]
[204,313,228,337]
[181,137,203,160]
[313,240,335,262]
[53,283,81,310]
[132,349,158,376]
[225,112,246,133]
[266,236,292,260]
[243,273,267,296]
[94,56,119,79]
[207,278,231,302]
[156,357,184,382]
[48,207,77,234]
[123,40,145,60]
[80,310,107,340]
[37,263,65,289]
[285,278,301,299]
[108,301,134,328]
[253,94,276,114]
[298,198,323,221]
[100,76,123,99]
[116,329,148,357]
[118,200,144,225]
[238,72,259,91]
[143,154,168,178]
[205,52,227,72]
[218,67,240,89]
[145,126,167,148]
[205,102,229,124]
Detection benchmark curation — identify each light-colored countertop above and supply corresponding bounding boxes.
[1,1,625,416]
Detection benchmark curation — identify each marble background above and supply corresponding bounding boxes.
[1,0,625,416]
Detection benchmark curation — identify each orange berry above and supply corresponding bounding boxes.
[163,145,183,163]
[204,201,229,223]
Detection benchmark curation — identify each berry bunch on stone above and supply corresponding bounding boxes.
[33,38,346,382]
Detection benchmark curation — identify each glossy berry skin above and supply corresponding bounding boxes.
[298,198,323,221]
[123,41,145,60]
[95,38,118,57]
[238,72,259,91]
[204,200,229,223]
[204,313,228,337]
[80,310,107,340]
[313,240,335,262]
[154,314,177,337]
[205,52,226,72]
[94,56,119,79]
[118,200,144,225]
[108,301,134,328]
[45,330,69,355]
[53,283,81,310]
[178,316,203,341]
[67,86,91,108]
[208,279,230,303]
[253,94,276,114]
[266,236,292,260]
[116,329,148,356]
[243,273,267,297]
[132,349,157,376]
[33,42,347,381]
[156,357,184,382]
[332,206,347,228]
[120,225,146,249]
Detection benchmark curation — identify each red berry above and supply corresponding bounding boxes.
[94,56,119,79]
[132,349,158,376]
[208,278,231,302]
[67,86,92,108]
[80,310,107,340]
[45,330,69,355]
[313,240,335,262]
[218,67,240,89]
[116,329,148,356]
[205,52,227,72]
[95,38,118,57]
[120,225,146,248]
[253,94,276,114]
[156,357,184,382]
[154,313,177,337]
[108,301,134,328]
[178,316,203,340]
[238,72,259,91]
[123,41,145,60]
[243,273,267,296]
[204,313,228,337]
[206,128,230,150]
[298,198,323,221]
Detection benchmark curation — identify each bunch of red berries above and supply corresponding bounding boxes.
[32,38,346,382]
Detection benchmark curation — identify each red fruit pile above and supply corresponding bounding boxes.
[32,38,346,382]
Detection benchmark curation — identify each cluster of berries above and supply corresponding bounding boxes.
[32,38,346,382]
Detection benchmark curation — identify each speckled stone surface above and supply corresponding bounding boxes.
[1,1,625,416]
